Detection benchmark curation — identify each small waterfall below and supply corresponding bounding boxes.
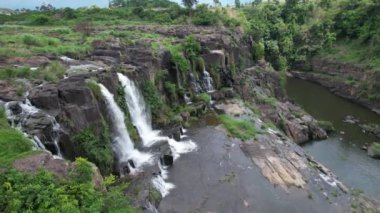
[118,73,166,147]
[98,83,153,170]
[151,162,175,197]
[3,97,63,158]
[117,73,198,197]
[202,70,215,93]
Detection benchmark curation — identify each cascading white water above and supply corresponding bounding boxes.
[3,97,63,158]
[117,73,165,147]
[151,162,175,197]
[98,83,153,170]
[202,70,215,93]
[117,73,198,196]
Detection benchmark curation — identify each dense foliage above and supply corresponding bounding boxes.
[72,127,114,175]
[0,158,138,213]
[243,0,380,70]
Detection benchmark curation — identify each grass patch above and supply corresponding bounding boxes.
[219,115,258,141]
[195,93,211,104]
[0,108,34,167]
[317,120,335,133]
[0,61,65,82]
[369,143,380,152]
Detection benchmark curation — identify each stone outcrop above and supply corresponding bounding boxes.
[27,71,120,159]
[12,151,104,190]
[234,65,327,144]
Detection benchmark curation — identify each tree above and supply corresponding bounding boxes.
[235,0,241,8]
[213,0,221,7]
[182,0,198,9]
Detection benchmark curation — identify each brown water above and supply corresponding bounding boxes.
[286,77,380,199]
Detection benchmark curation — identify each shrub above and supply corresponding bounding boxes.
[252,41,265,61]
[164,82,177,101]
[141,81,163,118]
[219,115,258,141]
[192,4,218,26]
[317,120,335,133]
[70,157,94,183]
[22,34,43,46]
[86,79,101,99]
[72,127,114,175]
[195,93,211,104]
[30,15,51,25]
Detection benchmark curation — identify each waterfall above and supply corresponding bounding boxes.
[117,73,198,196]
[202,70,215,93]
[98,83,153,170]
[117,73,166,147]
[3,97,63,159]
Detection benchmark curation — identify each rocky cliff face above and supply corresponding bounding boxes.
[233,63,328,144]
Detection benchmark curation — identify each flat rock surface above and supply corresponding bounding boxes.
[158,126,351,213]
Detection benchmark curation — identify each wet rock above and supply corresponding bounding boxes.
[360,123,380,138]
[160,155,173,167]
[284,120,309,144]
[367,143,380,158]
[343,115,360,124]
[202,50,225,70]
[6,101,22,115]
[211,88,235,101]
[29,84,60,114]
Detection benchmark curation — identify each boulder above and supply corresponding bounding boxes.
[284,120,309,144]
[368,143,380,158]
[29,84,60,114]
[0,80,23,101]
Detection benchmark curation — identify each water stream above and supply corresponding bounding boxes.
[3,97,63,159]
[286,77,380,199]
[98,83,153,171]
[117,73,197,196]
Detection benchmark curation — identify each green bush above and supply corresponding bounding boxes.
[195,93,211,104]
[192,4,218,26]
[30,15,51,25]
[141,81,163,118]
[252,41,265,61]
[219,115,258,141]
[72,127,114,175]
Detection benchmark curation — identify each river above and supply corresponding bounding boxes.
[286,77,380,199]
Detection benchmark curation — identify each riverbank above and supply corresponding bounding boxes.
[292,57,380,115]
[286,77,380,200]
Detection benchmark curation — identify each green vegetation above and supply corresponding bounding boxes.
[317,120,335,133]
[116,84,140,142]
[241,0,380,72]
[0,158,138,213]
[72,127,114,175]
[141,80,164,120]
[195,93,211,104]
[219,115,258,141]
[0,108,35,167]
[0,61,65,82]
[86,79,102,99]
[369,143,380,152]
